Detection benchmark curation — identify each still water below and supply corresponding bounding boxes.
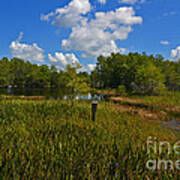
[0,88,105,101]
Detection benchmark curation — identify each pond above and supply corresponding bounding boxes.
[0,87,106,101]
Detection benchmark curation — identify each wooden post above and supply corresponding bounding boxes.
[92,101,98,121]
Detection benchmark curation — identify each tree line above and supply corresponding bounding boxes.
[0,57,89,89]
[0,52,180,95]
[91,52,180,95]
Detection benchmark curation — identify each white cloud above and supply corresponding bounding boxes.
[160,41,169,45]
[9,33,45,63]
[87,64,96,71]
[62,7,142,57]
[119,48,128,54]
[48,52,79,69]
[48,52,96,72]
[17,32,24,41]
[41,0,91,28]
[79,64,96,73]
[40,12,55,21]
[98,0,106,4]
[42,1,142,58]
[170,46,180,61]
[119,0,146,4]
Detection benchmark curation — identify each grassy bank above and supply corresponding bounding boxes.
[0,98,179,179]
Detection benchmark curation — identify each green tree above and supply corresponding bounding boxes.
[65,63,89,106]
[133,62,166,95]
[0,57,10,87]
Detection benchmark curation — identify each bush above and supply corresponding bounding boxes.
[117,85,128,96]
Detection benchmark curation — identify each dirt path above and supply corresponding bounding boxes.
[109,96,180,123]
[112,103,167,122]
[109,96,144,104]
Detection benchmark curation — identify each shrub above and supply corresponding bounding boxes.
[117,85,128,96]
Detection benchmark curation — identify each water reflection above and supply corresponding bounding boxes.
[75,93,104,101]
[7,86,12,94]
[0,88,105,101]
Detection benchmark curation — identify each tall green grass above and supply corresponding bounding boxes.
[132,91,180,107]
[0,100,179,179]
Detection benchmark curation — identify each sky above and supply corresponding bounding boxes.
[0,0,180,71]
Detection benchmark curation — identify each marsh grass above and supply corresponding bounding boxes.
[0,99,179,179]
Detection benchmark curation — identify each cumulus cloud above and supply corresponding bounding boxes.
[42,1,142,58]
[9,33,45,63]
[160,41,169,45]
[61,7,142,57]
[79,64,96,73]
[98,0,106,4]
[119,0,146,4]
[48,51,96,72]
[87,64,96,71]
[170,46,180,61]
[48,52,79,69]
[41,0,91,28]
[119,48,128,54]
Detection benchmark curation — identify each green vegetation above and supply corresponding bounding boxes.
[0,57,89,89]
[117,85,128,96]
[91,53,180,95]
[0,52,180,178]
[65,63,89,106]
[0,97,179,179]
[1,52,180,96]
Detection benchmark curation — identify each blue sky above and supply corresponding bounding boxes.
[0,0,180,71]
